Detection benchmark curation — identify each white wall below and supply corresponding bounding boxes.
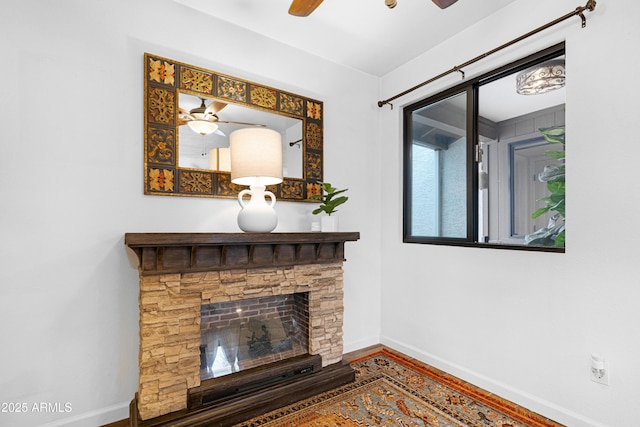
[0,1,381,425]
[4,0,637,426]
[379,1,640,426]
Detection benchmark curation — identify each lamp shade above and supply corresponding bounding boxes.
[230,128,283,186]
[516,60,565,95]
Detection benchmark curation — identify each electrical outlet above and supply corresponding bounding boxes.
[590,354,609,386]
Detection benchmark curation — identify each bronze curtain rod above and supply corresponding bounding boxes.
[377,0,597,109]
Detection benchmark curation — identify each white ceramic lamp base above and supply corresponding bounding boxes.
[237,185,278,232]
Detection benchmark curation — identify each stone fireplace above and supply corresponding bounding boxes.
[125,232,359,426]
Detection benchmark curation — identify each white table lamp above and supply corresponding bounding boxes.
[230,128,283,232]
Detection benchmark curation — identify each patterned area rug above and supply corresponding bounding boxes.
[234,348,564,427]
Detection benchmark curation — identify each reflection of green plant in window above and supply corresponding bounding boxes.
[525,126,565,247]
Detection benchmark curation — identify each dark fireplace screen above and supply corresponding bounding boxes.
[199,293,310,380]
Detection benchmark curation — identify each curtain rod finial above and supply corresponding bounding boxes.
[578,0,596,27]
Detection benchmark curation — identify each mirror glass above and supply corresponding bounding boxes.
[144,53,323,201]
[177,92,303,178]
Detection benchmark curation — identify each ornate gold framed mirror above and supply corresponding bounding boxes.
[144,53,323,201]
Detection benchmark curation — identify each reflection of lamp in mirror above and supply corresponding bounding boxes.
[516,60,565,95]
[209,147,231,171]
[230,128,283,232]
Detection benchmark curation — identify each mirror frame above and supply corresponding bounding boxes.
[144,53,323,201]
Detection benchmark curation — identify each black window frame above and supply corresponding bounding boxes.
[403,42,566,253]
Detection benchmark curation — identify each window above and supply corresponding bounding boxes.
[404,44,565,251]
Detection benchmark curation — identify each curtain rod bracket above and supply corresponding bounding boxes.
[377,0,597,108]
[454,66,465,79]
[579,11,586,28]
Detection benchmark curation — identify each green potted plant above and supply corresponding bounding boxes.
[525,125,565,247]
[310,182,348,231]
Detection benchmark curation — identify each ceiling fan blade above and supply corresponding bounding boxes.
[177,108,194,125]
[432,0,458,8]
[205,101,227,115]
[217,120,267,127]
[288,0,323,17]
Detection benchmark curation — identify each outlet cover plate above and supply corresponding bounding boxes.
[590,359,610,385]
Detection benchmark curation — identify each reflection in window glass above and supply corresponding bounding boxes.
[409,93,467,239]
[404,45,566,251]
[511,139,560,237]
[478,54,565,247]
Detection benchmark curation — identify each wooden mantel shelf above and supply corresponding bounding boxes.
[125,232,360,275]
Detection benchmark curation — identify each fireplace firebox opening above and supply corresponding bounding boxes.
[200,293,309,380]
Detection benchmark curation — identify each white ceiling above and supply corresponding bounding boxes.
[174,0,520,76]
[173,0,564,130]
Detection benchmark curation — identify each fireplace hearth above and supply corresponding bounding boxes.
[125,232,359,426]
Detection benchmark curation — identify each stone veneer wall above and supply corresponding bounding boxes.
[137,262,344,421]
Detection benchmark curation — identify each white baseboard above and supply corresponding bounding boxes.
[380,337,607,427]
[38,401,129,427]
[35,337,607,427]
[344,335,380,354]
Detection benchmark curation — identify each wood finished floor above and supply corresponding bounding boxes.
[103,344,546,427]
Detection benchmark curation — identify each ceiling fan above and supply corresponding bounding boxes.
[178,98,266,136]
[288,0,458,17]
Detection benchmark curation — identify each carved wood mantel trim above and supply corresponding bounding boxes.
[125,232,360,275]
[126,232,359,424]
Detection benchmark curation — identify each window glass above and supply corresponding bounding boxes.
[478,55,565,247]
[409,93,467,239]
[404,45,565,251]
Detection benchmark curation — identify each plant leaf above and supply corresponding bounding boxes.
[331,196,348,208]
[322,182,336,194]
[325,189,347,202]
[544,150,566,159]
[547,181,565,195]
[540,126,566,136]
[539,126,565,144]
[311,182,348,215]
[531,206,550,219]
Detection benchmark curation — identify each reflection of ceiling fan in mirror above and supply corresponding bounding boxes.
[288,0,457,16]
[178,98,266,136]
